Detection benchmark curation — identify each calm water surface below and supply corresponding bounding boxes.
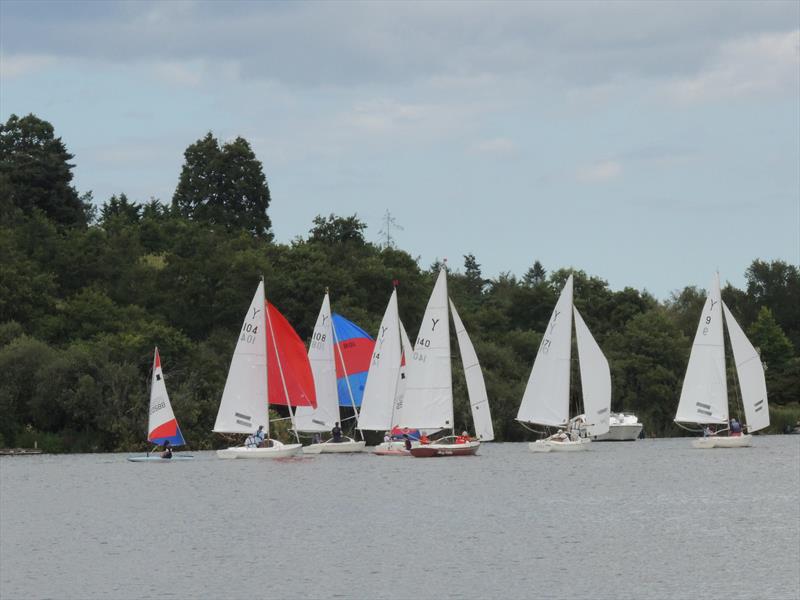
[2,437,799,600]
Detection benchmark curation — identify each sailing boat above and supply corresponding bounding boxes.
[396,265,494,457]
[357,286,416,455]
[213,280,315,458]
[296,291,367,453]
[674,273,769,448]
[128,347,193,462]
[516,274,611,452]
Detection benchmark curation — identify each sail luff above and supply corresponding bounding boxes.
[675,273,729,425]
[573,307,611,436]
[449,299,494,441]
[722,302,770,433]
[516,274,574,427]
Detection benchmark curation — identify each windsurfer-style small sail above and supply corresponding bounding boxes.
[147,347,185,446]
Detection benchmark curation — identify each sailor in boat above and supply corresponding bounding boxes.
[245,426,267,448]
[155,440,172,459]
[455,431,470,444]
[729,418,743,436]
[403,434,412,451]
[331,422,343,443]
[419,433,430,445]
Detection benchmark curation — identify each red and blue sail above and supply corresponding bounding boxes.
[147,348,186,447]
[332,313,374,408]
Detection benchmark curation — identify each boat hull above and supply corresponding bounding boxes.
[529,438,591,452]
[216,444,303,459]
[593,423,643,441]
[127,455,194,462]
[692,434,752,449]
[409,441,480,457]
[302,440,366,454]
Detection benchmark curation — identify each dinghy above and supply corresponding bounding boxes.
[398,265,494,457]
[213,280,315,458]
[674,273,769,448]
[128,347,193,462]
[516,274,611,452]
[297,292,367,454]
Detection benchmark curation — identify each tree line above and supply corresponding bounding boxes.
[1,113,798,452]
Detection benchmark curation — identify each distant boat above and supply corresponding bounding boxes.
[592,413,643,441]
[396,265,493,457]
[674,273,769,448]
[128,348,193,462]
[516,274,611,452]
[358,286,415,455]
[213,280,315,459]
[296,291,367,454]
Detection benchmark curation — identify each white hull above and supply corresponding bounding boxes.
[373,440,417,455]
[529,437,591,453]
[594,423,643,441]
[692,434,752,449]
[216,443,303,459]
[302,439,366,454]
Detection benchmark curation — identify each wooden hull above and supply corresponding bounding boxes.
[409,441,480,457]
[692,434,752,449]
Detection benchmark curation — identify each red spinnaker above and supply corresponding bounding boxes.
[266,302,317,408]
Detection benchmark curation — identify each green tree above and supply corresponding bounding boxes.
[0,114,89,227]
[172,133,272,238]
[747,307,793,370]
[309,214,366,245]
[745,260,800,351]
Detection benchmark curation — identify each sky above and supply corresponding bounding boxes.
[1,0,798,299]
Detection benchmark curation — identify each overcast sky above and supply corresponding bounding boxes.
[2,0,798,298]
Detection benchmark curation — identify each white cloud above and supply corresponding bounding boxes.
[0,53,57,79]
[665,30,799,104]
[576,160,622,182]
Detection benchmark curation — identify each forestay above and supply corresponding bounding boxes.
[295,293,340,432]
[147,347,185,446]
[358,289,403,431]
[398,268,453,430]
[214,281,269,434]
[450,299,494,441]
[675,273,728,425]
[517,275,574,427]
[723,302,770,433]
[573,307,610,436]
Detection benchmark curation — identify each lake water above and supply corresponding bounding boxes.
[1,437,799,600]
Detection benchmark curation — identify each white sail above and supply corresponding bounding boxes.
[723,302,770,433]
[675,273,728,425]
[450,300,494,441]
[295,293,340,432]
[147,347,179,440]
[214,281,269,434]
[573,307,611,436]
[398,268,453,430]
[358,290,403,432]
[517,275,574,427]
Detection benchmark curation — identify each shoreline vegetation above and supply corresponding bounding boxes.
[2,113,798,453]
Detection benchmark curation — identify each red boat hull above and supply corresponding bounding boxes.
[409,442,480,458]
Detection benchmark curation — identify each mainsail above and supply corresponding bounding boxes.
[147,347,185,446]
[397,268,453,430]
[517,275,574,427]
[723,302,770,433]
[450,300,494,441]
[675,273,728,425]
[573,307,611,436]
[214,281,269,434]
[295,293,339,432]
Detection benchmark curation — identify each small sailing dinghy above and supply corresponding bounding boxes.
[297,291,367,454]
[395,265,493,458]
[516,274,611,452]
[358,286,416,455]
[128,348,193,462]
[213,280,315,458]
[674,273,769,448]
